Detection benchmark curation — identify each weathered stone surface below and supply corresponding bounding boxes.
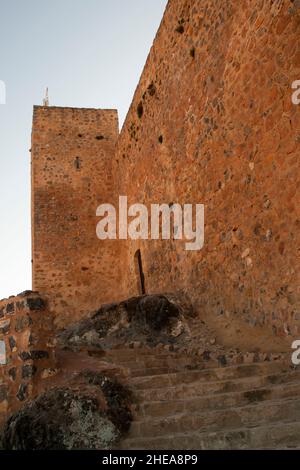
[19,350,49,361]
[26,297,46,311]
[57,293,194,350]
[15,315,32,333]
[79,371,133,435]
[0,293,55,429]
[125,295,180,330]
[21,365,37,379]
[0,319,10,335]
[8,336,16,352]
[5,303,15,315]
[16,301,25,310]
[218,355,227,367]
[1,371,133,450]
[29,350,49,360]
[40,368,58,379]
[16,384,28,402]
[18,351,29,362]
[113,0,300,339]
[0,385,8,402]
[8,368,17,381]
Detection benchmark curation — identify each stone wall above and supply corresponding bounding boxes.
[31,106,122,328]
[0,292,55,427]
[115,0,300,337]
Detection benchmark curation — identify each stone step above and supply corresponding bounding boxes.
[130,361,290,389]
[104,348,184,362]
[127,396,300,438]
[134,370,300,401]
[105,357,201,371]
[105,349,288,370]
[134,381,300,418]
[130,366,194,377]
[119,420,300,450]
[106,359,196,375]
[104,351,210,373]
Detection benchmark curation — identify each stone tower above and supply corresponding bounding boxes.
[31,106,121,328]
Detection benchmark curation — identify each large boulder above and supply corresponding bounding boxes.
[57,293,194,350]
[1,371,132,450]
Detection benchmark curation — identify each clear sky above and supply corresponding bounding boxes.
[0,0,168,300]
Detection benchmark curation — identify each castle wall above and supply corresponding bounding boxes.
[31,106,122,328]
[115,0,300,337]
[0,292,55,427]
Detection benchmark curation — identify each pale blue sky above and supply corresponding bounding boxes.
[0,0,167,300]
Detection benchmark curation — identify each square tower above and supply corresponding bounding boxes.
[31,106,120,328]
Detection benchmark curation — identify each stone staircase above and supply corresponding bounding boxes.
[101,348,300,450]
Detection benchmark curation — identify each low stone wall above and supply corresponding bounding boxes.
[0,291,56,427]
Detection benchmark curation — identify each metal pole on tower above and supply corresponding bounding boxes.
[42,87,49,106]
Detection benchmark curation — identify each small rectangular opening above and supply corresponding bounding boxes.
[75,157,81,170]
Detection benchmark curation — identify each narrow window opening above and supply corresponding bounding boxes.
[137,101,144,119]
[134,249,146,295]
[75,157,81,170]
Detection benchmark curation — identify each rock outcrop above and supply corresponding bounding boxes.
[1,370,133,450]
[57,293,196,351]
